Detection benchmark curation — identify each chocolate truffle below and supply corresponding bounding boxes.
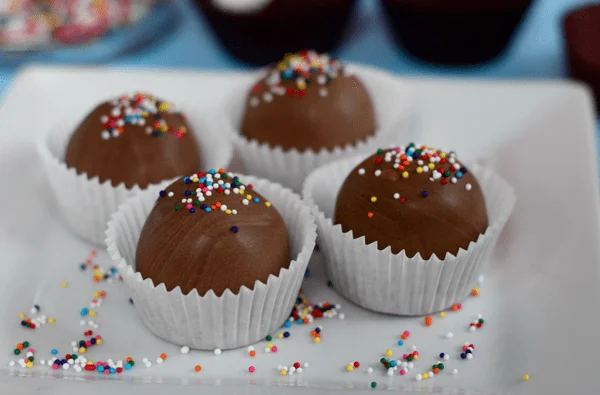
[564,4,600,113]
[241,50,376,152]
[334,145,488,259]
[65,93,201,189]
[136,169,290,296]
[381,0,534,65]
[193,0,357,66]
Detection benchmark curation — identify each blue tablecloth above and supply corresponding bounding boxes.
[0,0,598,123]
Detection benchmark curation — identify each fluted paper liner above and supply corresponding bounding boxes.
[37,112,233,246]
[106,175,317,350]
[302,155,516,315]
[223,65,415,192]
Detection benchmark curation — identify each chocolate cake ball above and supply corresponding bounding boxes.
[65,93,201,189]
[194,0,357,66]
[136,169,290,296]
[564,4,600,114]
[381,0,534,65]
[334,145,488,259]
[241,50,376,152]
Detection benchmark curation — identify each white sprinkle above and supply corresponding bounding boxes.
[247,346,254,352]
[297,367,303,373]
[40,360,45,365]
[142,358,148,363]
[408,362,414,369]
[445,332,454,339]
[289,367,296,373]
[63,364,69,370]
[304,362,309,368]
[74,365,82,372]
[111,108,121,117]
[477,314,483,319]
[317,75,327,85]
[393,193,400,199]
[242,199,249,206]
[72,347,78,353]
[411,345,417,351]
[156,357,164,364]
[232,210,238,215]
[416,374,422,381]
[263,93,273,103]
[265,347,271,353]
[100,115,109,123]
[339,313,345,320]
[387,368,394,376]
[401,362,408,368]
[180,346,190,354]
[374,170,382,177]
[68,359,74,365]
[367,367,373,374]
[276,365,283,370]
[444,354,450,361]
[8,361,14,367]
[469,326,477,332]
[358,168,365,175]
[465,183,472,191]
[478,275,485,284]
[214,348,222,356]
[249,97,260,107]
[428,371,434,377]
[145,362,152,368]
[452,369,458,375]
[466,354,473,360]
[319,88,328,97]
[451,177,457,184]
[145,126,153,134]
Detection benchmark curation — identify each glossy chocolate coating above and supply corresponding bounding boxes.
[136,172,290,296]
[241,51,376,152]
[65,95,201,189]
[334,146,488,259]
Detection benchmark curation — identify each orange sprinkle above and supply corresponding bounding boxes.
[99,291,106,298]
[90,249,97,257]
[433,368,440,374]
[425,316,432,327]
[471,288,479,296]
[367,212,374,219]
[302,317,309,324]
[218,168,225,173]
[194,365,202,372]
[398,165,405,171]
[400,154,407,160]
[160,353,167,360]
[249,350,256,357]
[16,344,23,350]
[126,357,132,363]
[402,160,410,166]
[401,334,408,340]
[215,202,222,208]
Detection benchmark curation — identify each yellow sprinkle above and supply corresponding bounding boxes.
[440,152,446,159]
[61,281,68,288]
[370,196,377,203]
[158,102,171,112]
[265,201,271,207]
[93,291,100,297]
[402,171,409,178]
[278,333,284,339]
[226,209,232,214]
[96,339,102,345]
[79,347,86,354]
[428,163,435,170]
[523,374,530,381]
[141,111,148,117]
[89,311,96,317]
[346,364,354,372]
[385,349,392,357]
[440,312,446,318]
[302,307,309,313]
[26,361,33,368]
[277,62,287,71]
[238,190,244,195]
[297,81,307,90]
[48,317,55,324]
[413,354,419,360]
[416,167,423,174]
[280,369,287,376]
[314,337,321,344]
[422,373,428,379]
[246,194,252,200]
[160,125,168,133]
[18,313,25,319]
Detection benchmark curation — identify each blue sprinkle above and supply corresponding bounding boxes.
[80,263,86,271]
[421,191,428,198]
[200,204,207,210]
[231,226,239,233]
[209,169,216,175]
[439,353,445,358]
[51,349,58,355]
[304,269,311,278]
[460,167,467,173]
[296,318,303,324]
[205,207,212,213]
[466,349,472,354]
[253,197,260,203]
[397,340,404,346]
[90,338,96,345]
[284,321,291,328]
[80,308,89,317]
[125,364,132,370]
[110,267,118,274]
[460,353,467,359]
[315,328,321,334]
[282,69,294,80]
[189,208,196,214]
[184,190,191,196]
[129,298,134,305]
[110,368,116,374]
[456,172,463,179]
[283,331,290,338]
[412,154,419,160]
[390,360,397,367]
[97,366,105,373]
[34,304,40,311]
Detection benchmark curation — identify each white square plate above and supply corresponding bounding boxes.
[0,66,599,395]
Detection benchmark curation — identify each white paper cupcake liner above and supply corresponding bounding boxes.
[302,155,516,315]
[223,65,415,192]
[37,111,233,246]
[106,175,317,350]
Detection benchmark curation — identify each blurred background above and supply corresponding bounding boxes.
[0,0,598,117]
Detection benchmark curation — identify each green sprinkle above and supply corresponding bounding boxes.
[13,350,20,355]
[28,356,34,362]
[438,363,444,370]
[174,205,180,212]
[266,335,272,341]
[23,342,29,348]
[194,200,200,206]
[380,358,386,364]
[371,381,377,389]
[376,149,383,155]
[478,318,484,324]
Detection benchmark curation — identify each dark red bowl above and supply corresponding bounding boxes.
[194,0,357,66]
[381,0,535,65]
[564,3,600,113]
